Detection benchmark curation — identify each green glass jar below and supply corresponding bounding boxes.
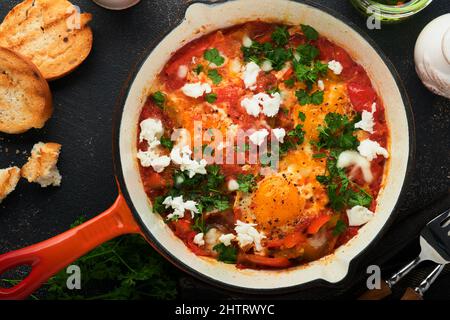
[350,0,433,23]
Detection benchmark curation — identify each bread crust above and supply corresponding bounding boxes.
[0,46,53,134]
[0,166,21,203]
[0,0,93,80]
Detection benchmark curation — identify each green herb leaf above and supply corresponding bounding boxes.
[207,69,222,85]
[271,26,290,47]
[213,243,237,264]
[298,111,306,121]
[160,136,173,150]
[237,174,257,193]
[333,220,347,236]
[313,153,326,159]
[301,24,319,41]
[194,64,204,75]
[204,48,225,66]
[284,77,295,88]
[205,93,218,103]
[296,44,319,64]
[310,90,324,105]
[287,124,306,145]
[151,91,166,108]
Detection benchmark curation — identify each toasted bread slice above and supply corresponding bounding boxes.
[0,166,21,203]
[0,47,53,134]
[0,0,93,80]
[21,142,62,187]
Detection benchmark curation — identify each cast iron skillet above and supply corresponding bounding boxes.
[0,0,415,299]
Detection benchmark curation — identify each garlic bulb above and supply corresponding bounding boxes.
[93,0,141,10]
[414,14,450,99]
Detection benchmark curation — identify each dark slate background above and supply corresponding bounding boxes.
[0,0,449,299]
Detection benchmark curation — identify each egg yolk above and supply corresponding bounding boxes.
[251,175,305,230]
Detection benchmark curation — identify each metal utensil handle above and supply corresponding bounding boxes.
[386,256,423,287]
[415,264,445,296]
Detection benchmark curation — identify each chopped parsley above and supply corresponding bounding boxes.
[194,64,204,75]
[298,111,306,121]
[284,77,295,88]
[271,26,290,47]
[237,174,257,193]
[293,60,328,89]
[151,91,166,108]
[295,89,324,105]
[313,113,360,151]
[301,24,319,41]
[316,151,373,211]
[296,44,319,64]
[205,93,218,103]
[213,243,237,264]
[160,136,173,150]
[278,124,306,156]
[207,69,222,84]
[204,48,225,66]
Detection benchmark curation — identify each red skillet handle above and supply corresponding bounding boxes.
[0,194,141,300]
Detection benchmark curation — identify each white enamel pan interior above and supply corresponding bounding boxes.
[117,0,413,292]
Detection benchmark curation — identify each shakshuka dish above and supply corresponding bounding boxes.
[136,22,389,269]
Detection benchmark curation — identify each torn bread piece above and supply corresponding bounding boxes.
[0,167,21,203]
[21,142,62,187]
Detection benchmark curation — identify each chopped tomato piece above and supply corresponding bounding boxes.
[347,81,377,112]
[238,253,292,268]
[255,71,278,91]
[266,232,306,249]
[337,226,359,246]
[307,215,331,234]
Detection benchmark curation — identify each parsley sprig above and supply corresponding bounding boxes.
[153,165,230,231]
[316,151,372,211]
[204,48,225,66]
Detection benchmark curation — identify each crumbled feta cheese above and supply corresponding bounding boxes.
[170,145,208,178]
[228,179,239,192]
[193,233,205,246]
[241,95,261,117]
[240,92,282,117]
[177,65,188,79]
[249,129,269,146]
[162,195,199,220]
[138,118,171,172]
[181,82,212,98]
[272,128,286,143]
[337,150,373,183]
[357,139,389,161]
[234,220,266,252]
[242,35,253,48]
[261,60,273,72]
[139,118,164,143]
[137,150,171,173]
[355,103,377,133]
[318,80,325,91]
[260,92,282,117]
[219,233,236,246]
[241,62,261,89]
[328,60,343,75]
[347,205,374,226]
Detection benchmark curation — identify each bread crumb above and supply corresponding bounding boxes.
[21,142,62,187]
